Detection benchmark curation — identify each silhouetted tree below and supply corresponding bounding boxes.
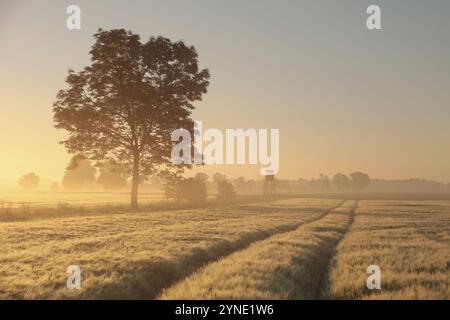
[308,178,318,190]
[333,173,350,190]
[317,174,331,191]
[216,179,236,200]
[62,155,96,190]
[18,173,40,190]
[165,176,207,203]
[234,177,246,192]
[350,171,370,191]
[97,162,127,191]
[53,29,210,209]
[212,172,226,183]
[194,172,209,184]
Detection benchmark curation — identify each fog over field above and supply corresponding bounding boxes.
[1,0,449,304]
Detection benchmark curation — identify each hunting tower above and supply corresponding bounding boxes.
[263,173,276,196]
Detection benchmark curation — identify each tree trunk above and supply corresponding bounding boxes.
[130,153,140,210]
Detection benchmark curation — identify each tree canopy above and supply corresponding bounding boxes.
[350,171,371,191]
[53,29,210,208]
[97,161,127,191]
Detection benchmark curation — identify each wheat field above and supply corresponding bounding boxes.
[0,196,448,299]
[0,198,340,299]
[329,200,450,299]
[159,200,357,299]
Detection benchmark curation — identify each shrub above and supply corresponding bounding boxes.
[165,177,207,203]
[18,173,40,190]
[217,180,236,200]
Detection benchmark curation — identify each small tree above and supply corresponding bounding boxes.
[62,155,96,190]
[317,174,331,191]
[165,176,207,203]
[53,29,210,209]
[308,178,318,190]
[216,179,236,200]
[18,173,40,190]
[234,177,246,193]
[350,172,370,191]
[333,173,350,191]
[194,172,209,184]
[212,172,226,183]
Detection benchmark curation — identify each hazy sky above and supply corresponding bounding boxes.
[1,0,450,186]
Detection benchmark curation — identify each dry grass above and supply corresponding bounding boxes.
[329,200,450,299]
[0,192,285,222]
[159,201,356,299]
[0,198,340,299]
[0,191,163,222]
[2,197,448,300]
[0,191,164,208]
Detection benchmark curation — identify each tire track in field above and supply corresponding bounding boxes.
[159,200,354,299]
[319,200,358,299]
[143,201,347,300]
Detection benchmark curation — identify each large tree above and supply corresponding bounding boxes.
[97,161,127,191]
[53,29,210,208]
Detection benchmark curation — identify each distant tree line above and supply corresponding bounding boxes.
[18,167,450,196]
[18,155,128,191]
[14,169,370,194]
[231,172,371,194]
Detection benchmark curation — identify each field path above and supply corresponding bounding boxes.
[143,200,346,299]
[319,200,358,299]
[159,200,357,299]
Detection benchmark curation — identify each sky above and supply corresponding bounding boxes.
[1,0,450,188]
